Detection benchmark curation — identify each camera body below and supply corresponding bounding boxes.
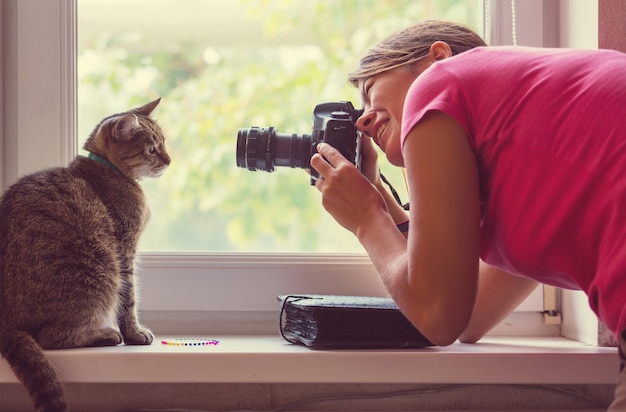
[236,101,363,184]
[308,101,363,181]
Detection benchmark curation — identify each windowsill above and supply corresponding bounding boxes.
[0,335,617,385]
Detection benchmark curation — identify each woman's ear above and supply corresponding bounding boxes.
[429,41,453,61]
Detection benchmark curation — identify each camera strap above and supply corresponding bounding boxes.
[380,171,409,211]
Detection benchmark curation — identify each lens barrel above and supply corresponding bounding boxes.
[236,127,312,172]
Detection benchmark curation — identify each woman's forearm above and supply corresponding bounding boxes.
[374,181,409,227]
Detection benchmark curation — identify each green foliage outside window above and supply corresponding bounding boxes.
[78,0,482,252]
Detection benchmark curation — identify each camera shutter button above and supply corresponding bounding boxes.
[330,111,350,119]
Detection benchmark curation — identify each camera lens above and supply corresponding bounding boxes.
[236,127,312,172]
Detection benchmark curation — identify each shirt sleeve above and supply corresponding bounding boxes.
[401,64,474,153]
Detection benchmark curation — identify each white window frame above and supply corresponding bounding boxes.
[2,0,569,334]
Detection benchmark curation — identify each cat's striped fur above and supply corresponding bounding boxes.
[0,99,170,411]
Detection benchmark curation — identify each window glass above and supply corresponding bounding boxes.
[77,0,483,252]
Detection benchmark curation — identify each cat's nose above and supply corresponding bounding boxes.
[161,153,171,166]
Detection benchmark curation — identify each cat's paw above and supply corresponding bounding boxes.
[90,328,124,347]
[123,326,154,345]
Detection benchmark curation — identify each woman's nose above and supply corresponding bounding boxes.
[356,110,375,137]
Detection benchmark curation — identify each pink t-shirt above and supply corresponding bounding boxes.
[402,46,626,333]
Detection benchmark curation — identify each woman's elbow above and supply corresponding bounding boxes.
[418,317,468,347]
[428,332,459,347]
[458,321,489,343]
[458,332,482,344]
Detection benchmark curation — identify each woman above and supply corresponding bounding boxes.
[310,20,626,409]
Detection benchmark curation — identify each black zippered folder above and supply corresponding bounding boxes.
[278,295,433,349]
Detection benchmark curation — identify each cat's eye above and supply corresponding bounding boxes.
[147,146,157,155]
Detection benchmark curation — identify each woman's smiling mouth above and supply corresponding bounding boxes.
[375,121,389,147]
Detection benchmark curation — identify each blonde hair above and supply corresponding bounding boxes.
[348,20,487,86]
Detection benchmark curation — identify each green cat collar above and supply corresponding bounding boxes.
[87,152,120,172]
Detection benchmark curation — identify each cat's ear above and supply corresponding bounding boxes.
[133,98,161,117]
[111,114,140,141]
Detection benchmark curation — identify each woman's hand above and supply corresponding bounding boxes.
[311,142,388,235]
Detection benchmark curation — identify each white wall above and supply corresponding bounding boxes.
[559,0,598,48]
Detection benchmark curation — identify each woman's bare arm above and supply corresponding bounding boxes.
[459,261,539,343]
[392,111,481,345]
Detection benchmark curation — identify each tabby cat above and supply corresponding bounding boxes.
[0,98,171,412]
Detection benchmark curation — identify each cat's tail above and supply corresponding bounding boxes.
[0,329,68,412]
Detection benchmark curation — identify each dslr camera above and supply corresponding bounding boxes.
[236,101,363,184]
